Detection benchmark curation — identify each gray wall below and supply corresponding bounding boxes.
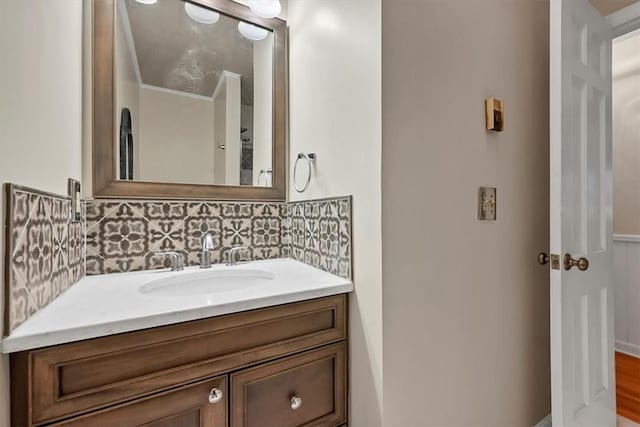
[382,0,551,425]
[589,0,638,15]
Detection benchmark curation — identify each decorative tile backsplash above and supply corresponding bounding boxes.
[288,197,352,279]
[4,189,352,334]
[85,200,288,274]
[4,184,85,334]
[85,196,352,279]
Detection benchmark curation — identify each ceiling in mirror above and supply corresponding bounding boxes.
[124,0,257,105]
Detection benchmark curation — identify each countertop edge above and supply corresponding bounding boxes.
[1,283,353,354]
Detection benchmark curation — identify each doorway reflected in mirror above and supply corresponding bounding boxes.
[119,108,134,181]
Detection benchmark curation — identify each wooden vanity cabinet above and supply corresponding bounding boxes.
[10,295,348,427]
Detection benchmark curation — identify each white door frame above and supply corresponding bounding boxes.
[608,1,640,38]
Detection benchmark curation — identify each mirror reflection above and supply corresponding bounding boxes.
[115,0,274,187]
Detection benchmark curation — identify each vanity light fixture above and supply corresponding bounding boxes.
[237,21,269,40]
[184,2,220,24]
[247,0,282,18]
[134,0,158,4]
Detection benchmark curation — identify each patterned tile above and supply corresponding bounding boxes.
[100,217,148,257]
[85,253,105,276]
[304,201,321,219]
[221,203,254,219]
[85,199,288,274]
[304,217,321,268]
[148,218,184,251]
[252,216,281,247]
[290,204,305,249]
[222,218,251,248]
[25,197,53,287]
[4,189,353,335]
[288,196,352,279]
[82,195,352,278]
[5,184,86,334]
[83,197,352,278]
[144,202,187,220]
[319,216,340,257]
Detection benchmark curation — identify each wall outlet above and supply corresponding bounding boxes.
[68,178,81,223]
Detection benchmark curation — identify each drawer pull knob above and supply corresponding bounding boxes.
[290,396,303,410]
[208,388,223,404]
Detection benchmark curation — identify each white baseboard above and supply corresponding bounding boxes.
[617,340,640,359]
[534,414,551,427]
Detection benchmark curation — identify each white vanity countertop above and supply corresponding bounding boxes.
[2,259,353,353]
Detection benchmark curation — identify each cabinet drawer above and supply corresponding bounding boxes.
[13,295,346,426]
[52,375,227,427]
[231,343,346,427]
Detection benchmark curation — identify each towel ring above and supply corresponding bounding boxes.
[293,153,316,193]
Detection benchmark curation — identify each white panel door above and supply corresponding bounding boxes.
[550,0,615,426]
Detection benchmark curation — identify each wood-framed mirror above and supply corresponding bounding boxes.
[92,0,287,200]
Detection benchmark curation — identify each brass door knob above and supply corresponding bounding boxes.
[538,252,549,265]
[563,253,589,271]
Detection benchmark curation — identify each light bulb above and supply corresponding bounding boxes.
[247,0,281,18]
[134,0,158,4]
[237,21,269,41]
[184,2,220,24]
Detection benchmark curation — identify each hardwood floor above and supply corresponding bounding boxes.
[617,351,640,423]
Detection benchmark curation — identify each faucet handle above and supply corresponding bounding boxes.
[227,246,248,266]
[154,251,185,271]
[202,232,216,250]
[175,252,185,270]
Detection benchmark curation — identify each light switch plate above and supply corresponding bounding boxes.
[478,187,497,221]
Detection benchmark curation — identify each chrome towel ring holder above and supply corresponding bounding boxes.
[293,152,316,193]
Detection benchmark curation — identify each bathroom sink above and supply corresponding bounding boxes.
[139,269,275,297]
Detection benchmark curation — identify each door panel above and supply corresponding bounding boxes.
[550,0,615,425]
[231,343,346,427]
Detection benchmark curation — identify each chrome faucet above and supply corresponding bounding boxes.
[200,232,216,269]
[227,246,248,266]
[154,251,185,271]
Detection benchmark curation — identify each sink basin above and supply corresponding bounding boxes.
[139,268,275,297]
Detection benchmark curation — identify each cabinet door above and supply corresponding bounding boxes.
[231,343,346,427]
[53,376,227,427]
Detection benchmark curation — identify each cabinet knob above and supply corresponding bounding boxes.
[208,388,223,404]
[290,396,303,410]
